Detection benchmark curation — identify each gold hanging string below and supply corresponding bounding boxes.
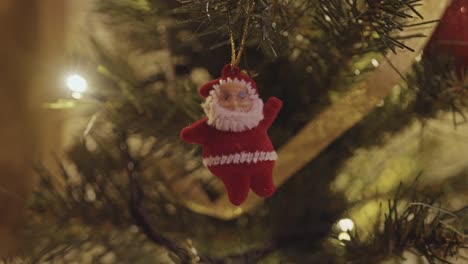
[227,11,237,66]
[228,1,255,67]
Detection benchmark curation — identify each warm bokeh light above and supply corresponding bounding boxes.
[337,218,355,232]
[338,232,351,241]
[71,92,82,99]
[66,74,87,92]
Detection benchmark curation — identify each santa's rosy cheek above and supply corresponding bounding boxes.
[217,99,252,112]
[241,100,253,107]
[234,100,253,112]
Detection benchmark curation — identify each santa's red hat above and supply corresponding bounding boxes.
[199,64,258,98]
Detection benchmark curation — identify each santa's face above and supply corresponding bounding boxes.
[216,82,253,112]
[202,78,264,132]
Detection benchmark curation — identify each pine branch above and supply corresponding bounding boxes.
[343,181,467,264]
[199,243,277,264]
[20,0,467,263]
[117,129,279,263]
[117,130,194,263]
[405,56,468,126]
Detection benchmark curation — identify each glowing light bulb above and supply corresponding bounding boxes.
[371,58,380,67]
[338,232,351,241]
[71,92,82,99]
[337,218,354,232]
[415,55,421,62]
[66,74,87,92]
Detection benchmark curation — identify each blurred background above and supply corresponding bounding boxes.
[0,0,67,255]
[0,0,466,263]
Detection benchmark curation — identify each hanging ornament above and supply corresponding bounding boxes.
[425,0,468,70]
[180,2,283,206]
[172,0,448,219]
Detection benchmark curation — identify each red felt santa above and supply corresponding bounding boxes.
[180,64,283,206]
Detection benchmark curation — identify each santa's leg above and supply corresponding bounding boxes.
[250,162,276,198]
[218,173,250,206]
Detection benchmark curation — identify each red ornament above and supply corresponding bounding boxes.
[426,0,468,70]
[180,64,282,206]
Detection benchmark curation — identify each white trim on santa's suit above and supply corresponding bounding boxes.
[202,151,278,167]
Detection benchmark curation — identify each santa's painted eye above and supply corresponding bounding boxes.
[238,91,247,99]
[223,93,230,101]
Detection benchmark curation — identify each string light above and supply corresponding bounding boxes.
[66,74,87,92]
[415,52,423,62]
[71,92,82,99]
[371,58,380,67]
[337,218,355,232]
[338,232,351,241]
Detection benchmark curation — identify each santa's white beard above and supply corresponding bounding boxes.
[202,96,264,132]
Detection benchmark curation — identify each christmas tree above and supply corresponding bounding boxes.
[3,0,467,263]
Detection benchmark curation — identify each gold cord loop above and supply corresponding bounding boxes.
[228,1,255,67]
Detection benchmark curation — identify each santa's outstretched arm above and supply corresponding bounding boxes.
[180,118,209,145]
[260,97,283,129]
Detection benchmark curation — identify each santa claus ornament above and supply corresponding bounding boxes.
[180,64,282,206]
